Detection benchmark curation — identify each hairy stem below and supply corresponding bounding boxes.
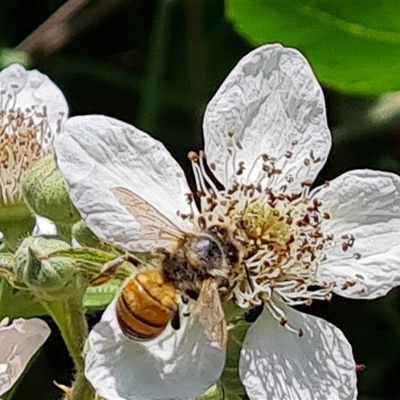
[40,290,94,400]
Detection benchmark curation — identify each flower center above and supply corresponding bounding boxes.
[188,147,338,335]
[0,103,52,204]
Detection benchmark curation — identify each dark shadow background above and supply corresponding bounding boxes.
[1,1,400,399]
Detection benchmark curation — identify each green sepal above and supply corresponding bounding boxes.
[0,203,35,252]
[0,247,14,274]
[21,153,80,241]
[43,246,120,264]
[83,280,121,311]
[72,220,119,252]
[43,247,135,280]
[195,384,224,400]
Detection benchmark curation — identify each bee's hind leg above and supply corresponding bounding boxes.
[90,253,140,286]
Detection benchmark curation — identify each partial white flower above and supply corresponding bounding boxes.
[32,215,58,236]
[0,64,68,235]
[54,44,400,400]
[85,299,225,400]
[0,317,51,396]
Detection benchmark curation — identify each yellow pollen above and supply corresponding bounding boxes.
[232,203,293,258]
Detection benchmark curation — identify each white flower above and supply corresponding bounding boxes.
[0,317,51,396]
[54,44,400,400]
[0,64,68,235]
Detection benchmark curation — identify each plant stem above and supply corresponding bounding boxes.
[55,221,73,245]
[71,371,95,400]
[40,290,95,400]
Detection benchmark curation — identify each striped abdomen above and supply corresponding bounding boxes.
[116,270,177,340]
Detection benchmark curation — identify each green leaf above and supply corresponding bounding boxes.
[226,0,400,95]
[45,247,118,264]
[0,279,47,319]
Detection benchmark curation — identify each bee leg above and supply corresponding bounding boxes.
[171,308,181,331]
[90,257,126,286]
[153,247,171,260]
[123,253,142,267]
[91,253,141,286]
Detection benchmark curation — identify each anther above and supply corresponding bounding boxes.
[188,151,200,163]
[300,180,313,188]
[197,216,207,230]
[185,193,194,204]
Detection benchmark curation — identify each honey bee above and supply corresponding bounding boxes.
[92,187,243,349]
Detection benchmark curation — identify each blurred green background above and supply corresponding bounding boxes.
[2,0,400,399]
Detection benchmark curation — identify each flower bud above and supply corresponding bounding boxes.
[13,237,86,300]
[21,153,80,225]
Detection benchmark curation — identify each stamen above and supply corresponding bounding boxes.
[0,87,63,204]
[198,151,221,199]
[188,151,208,196]
[263,298,301,335]
[186,145,357,336]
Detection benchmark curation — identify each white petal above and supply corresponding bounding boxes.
[0,64,68,148]
[54,115,194,252]
[85,300,225,400]
[32,215,57,236]
[315,169,400,299]
[239,305,357,400]
[0,318,50,395]
[204,44,331,192]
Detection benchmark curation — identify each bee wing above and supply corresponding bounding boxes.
[112,187,186,243]
[194,278,228,350]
